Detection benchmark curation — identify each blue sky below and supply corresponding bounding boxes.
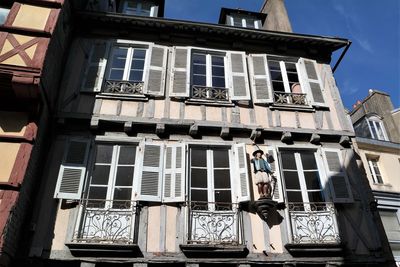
[164,0,400,110]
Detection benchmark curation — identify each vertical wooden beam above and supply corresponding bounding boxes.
[116,100,122,116]
[249,107,256,125]
[159,204,166,252]
[314,110,323,129]
[137,206,148,252]
[267,107,273,127]
[231,106,240,124]
[179,101,185,120]
[274,110,281,127]
[242,211,253,253]
[146,98,155,118]
[324,110,334,130]
[221,106,227,122]
[137,102,144,117]
[295,111,300,128]
[200,105,206,121]
[93,98,102,114]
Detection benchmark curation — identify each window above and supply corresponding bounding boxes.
[189,147,232,210]
[280,150,325,205]
[367,116,388,141]
[119,0,158,17]
[108,46,146,83]
[267,56,306,105]
[0,7,10,25]
[191,52,228,101]
[380,210,400,241]
[367,157,383,184]
[228,14,262,29]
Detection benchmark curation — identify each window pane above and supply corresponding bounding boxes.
[281,151,296,170]
[190,168,207,188]
[287,191,303,203]
[212,66,225,76]
[212,77,225,88]
[215,190,232,204]
[111,57,126,69]
[193,54,206,64]
[304,171,321,190]
[212,56,224,66]
[191,148,207,167]
[191,189,208,203]
[118,146,136,164]
[283,171,300,189]
[88,186,107,200]
[214,170,231,189]
[300,152,317,170]
[246,19,255,28]
[109,69,124,80]
[115,166,134,186]
[91,165,110,185]
[96,145,113,163]
[133,49,146,59]
[270,71,283,81]
[129,70,143,81]
[193,64,206,74]
[308,191,324,203]
[192,75,206,86]
[287,72,299,83]
[213,149,230,168]
[272,81,285,92]
[113,188,132,201]
[268,60,281,71]
[131,59,145,70]
[285,62,297,72]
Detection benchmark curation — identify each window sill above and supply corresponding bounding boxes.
[373,183,392,187]
[97,93,149,101]
[180,244,249,258]
[185,98,235,107]
[284,243,343,257]
[270,103,315,112]
[66,242,142,257]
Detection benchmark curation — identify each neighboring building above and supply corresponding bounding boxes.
[5,0,394,266]
[350,89,400,263]
[0,0,69,266]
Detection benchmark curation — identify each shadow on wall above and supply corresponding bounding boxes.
[0,112,28,133]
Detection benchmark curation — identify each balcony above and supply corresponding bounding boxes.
[67,199,140,256]
[285,202,342,257]
[102,80,144,95]
[181,201,249,258]
[191,85,229,102]
[274,92,307,106]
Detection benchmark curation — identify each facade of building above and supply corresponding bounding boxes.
[350,90,400,263]
[0,0,69,266]
[0,0,394,266]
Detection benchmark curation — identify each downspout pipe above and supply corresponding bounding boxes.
[332,40,352,73]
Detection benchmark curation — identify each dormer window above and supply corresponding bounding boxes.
[119,0,159,17]
[219,8,266,30]
[367,115,389,141]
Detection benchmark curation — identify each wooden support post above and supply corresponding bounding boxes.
[189,124,199,136]
[339,135,351,147]
[250,129,262,140]
[220,127,230,138]
[156,123,165,135]
[124,121,132,133]
[281,131,292,143]
[310,133,321,144]
[90,118,99,130]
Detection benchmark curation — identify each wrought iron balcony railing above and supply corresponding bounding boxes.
[103,80,144,95]
[274,92,307,105]
[288,202,340,244]
[188,201,242,245]
[72,199,137,244]
[191,85,229,101]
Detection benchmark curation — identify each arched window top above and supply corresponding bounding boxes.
[365,114,388,141]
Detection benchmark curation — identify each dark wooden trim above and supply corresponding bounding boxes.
[0,32,8,50]
[0,25,52,38]
[45,8,60,33]
[3,3,21,27]
[8,142,33,186]
[0,134,35,144]
[0,190,18,248]
[17,0,63,9]
[32,37,49,69]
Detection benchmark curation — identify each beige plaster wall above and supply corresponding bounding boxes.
[51,208,70,251]
[12,5,51,31]
[0,142,20,183]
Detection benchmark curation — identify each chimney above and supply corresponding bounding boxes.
[260,0,292,32]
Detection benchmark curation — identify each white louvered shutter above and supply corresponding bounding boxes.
[248,54,273,103]
[232,143,250,202]
[169,46,190,97]
[137,143,163,202]
[163,143,186,203]
[54,139,91,199]
[144,44,167,96]
[322,148,353,203]
[228,51,251,101]
[266,147,284,202]
[298,58,325,106]
[81,40,111,92]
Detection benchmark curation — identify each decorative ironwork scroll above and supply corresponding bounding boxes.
[103,80,144,95]
[274,92,307,105]
[188,202,241,244]
[192,85,229,101]
[288,202,340,244]
[72,200,137,244]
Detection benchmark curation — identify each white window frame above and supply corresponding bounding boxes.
[188,146,235,211]
[227,14,262,29]
[106,42,150,83]
[190,50,228,88]
[120,0,158,17]
[367,156,384,184]
[366,116,389,141]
